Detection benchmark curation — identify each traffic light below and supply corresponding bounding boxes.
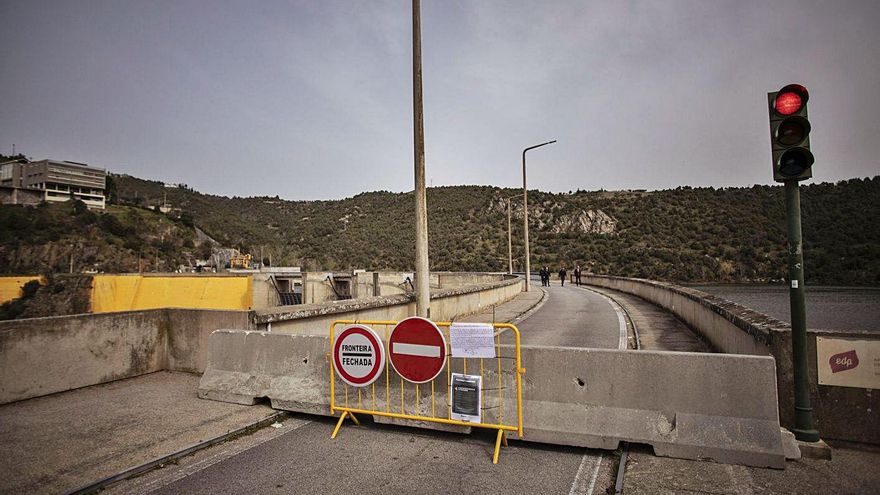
[768,84,814,182]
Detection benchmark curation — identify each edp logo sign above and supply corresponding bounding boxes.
[829,350,859,373]
[817,337,880,390]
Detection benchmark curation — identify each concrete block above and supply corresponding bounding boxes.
[507,346,786,469]
[198,330,332,416]
[198,331,785,468]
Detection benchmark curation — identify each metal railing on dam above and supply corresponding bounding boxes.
[583,274,879,446]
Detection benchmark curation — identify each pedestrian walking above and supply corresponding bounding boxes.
[544,266,550,286]
[558,266,567,287]
[574,264,582,286]
[538,266,545,286]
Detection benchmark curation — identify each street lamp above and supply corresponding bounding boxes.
[502,194,520,275]
[507,197,513,274]
[412,0,430,317]
[522,140,556,292]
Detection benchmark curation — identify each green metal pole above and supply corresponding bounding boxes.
[784,179,819,442]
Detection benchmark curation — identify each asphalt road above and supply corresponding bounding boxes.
[518,283,626,349]
[112,416,616,495]
[109,280,626,495]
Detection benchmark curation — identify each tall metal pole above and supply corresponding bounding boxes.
[522,140,556,292]
[785,180,819,442]
[412,0,430,318]
[507,198,513,274]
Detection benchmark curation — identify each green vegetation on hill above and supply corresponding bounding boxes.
[0,200,200,274]
[103,174,880,286]
[1,173,877,285]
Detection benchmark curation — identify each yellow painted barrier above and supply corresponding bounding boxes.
[90,275,253,312]
[0,276,45,304]
[329,319,525,464]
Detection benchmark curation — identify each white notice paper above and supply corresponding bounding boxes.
[449,323,496,359]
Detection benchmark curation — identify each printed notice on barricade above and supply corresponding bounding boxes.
[449,323,496,358]
[450,373,482,422]
[817,337,880,390]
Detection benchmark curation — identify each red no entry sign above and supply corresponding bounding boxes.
[389,317,447,384]
[333,325,385,387]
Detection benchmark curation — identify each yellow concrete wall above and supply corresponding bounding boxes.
[91,275,253,313]
[0,276,45,304]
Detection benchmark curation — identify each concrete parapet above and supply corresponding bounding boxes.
[0,308,251,404]
[583,275,880,446]
[0,310,168,404]
[198,330,784,467]
[254,276,522,335]
[164,309,254,373]
[582,275,780,355]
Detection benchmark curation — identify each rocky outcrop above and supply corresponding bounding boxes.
[550,209,617,234]
[487,196,617,235]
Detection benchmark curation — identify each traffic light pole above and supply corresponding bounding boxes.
[784,179,819,442]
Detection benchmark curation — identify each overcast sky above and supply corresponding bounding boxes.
[1,0,878,200]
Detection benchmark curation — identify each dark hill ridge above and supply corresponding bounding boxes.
[2,174,877,285]
[107,174,879,285]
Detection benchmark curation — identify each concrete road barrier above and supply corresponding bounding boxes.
[512,346,784,469]
[198,330,331,415]
[198,330,784,468]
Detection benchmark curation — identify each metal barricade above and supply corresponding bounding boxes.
[329,319,525,464]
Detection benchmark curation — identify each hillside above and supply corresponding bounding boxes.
[0,199,203,274]
[1,173,877,285]
[93,174,880,286]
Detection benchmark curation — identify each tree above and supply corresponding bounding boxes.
[104,175,118,204]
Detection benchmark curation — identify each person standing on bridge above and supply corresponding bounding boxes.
[574,264,582,286]
[558,266,567,287]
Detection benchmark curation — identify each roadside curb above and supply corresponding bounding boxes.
[65,411,288,495]
[509,288,548,324]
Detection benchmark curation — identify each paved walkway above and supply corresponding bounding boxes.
[584,285,710,352]
[515,285,625,348]
[0,372,277,495]
[457,287,545,324]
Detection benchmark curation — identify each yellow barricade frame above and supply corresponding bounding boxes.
[329,319,525,464]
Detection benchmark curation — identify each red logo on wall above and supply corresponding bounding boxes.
[829,350,859,373]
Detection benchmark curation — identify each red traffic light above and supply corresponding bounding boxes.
[773,84,809,116]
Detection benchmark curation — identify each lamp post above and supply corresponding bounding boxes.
[412,0,430,317]
[522,140,556,292]
[507,198,513,274]
[502,194,519,275]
